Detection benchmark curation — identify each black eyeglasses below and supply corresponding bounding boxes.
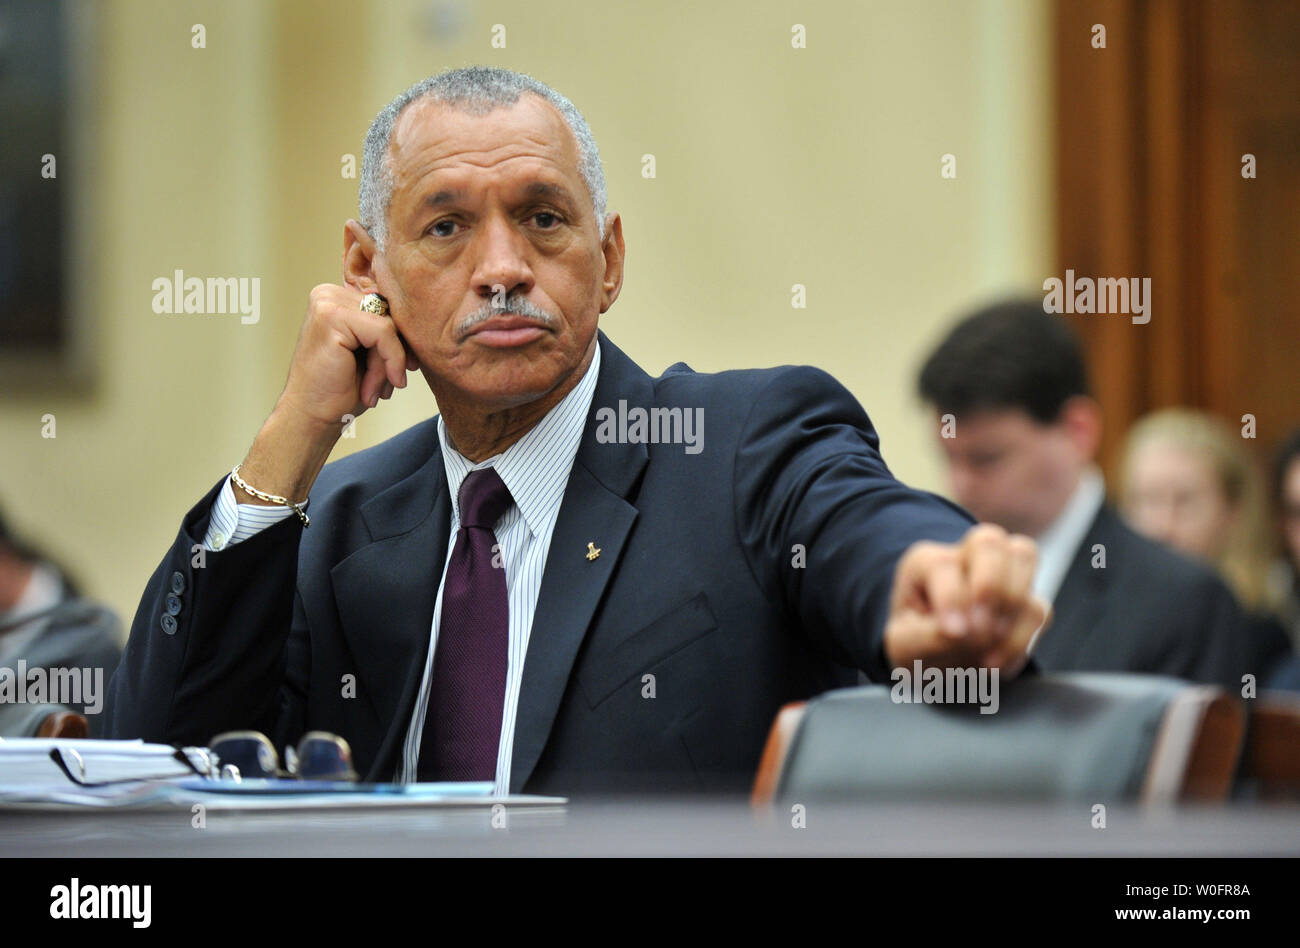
[208,730,359,782]
[46,731,358,788]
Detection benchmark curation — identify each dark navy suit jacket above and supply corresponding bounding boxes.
[104,332,974,794]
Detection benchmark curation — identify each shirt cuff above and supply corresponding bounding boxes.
[203,475,296,551]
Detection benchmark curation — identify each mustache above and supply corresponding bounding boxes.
[456,297,558,336]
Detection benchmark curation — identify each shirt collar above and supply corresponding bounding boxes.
[1032,464,1106,603]
[437,343,601,538]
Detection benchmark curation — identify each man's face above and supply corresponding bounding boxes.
[370,94,618,411]
[933,408,1083,537]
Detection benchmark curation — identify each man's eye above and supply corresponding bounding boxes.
[429,220,457,237]
[533,211,560,228]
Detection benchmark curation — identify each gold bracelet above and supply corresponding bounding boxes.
[231,465,310,527]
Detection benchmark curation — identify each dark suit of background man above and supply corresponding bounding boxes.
[105,66,1048,795]
[918,300,1251,692]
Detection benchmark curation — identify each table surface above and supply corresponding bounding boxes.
[4,798,1299,856]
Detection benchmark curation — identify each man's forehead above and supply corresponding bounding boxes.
[938,407,1040,444]
[388,94,580,186]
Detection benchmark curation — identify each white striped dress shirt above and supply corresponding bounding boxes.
[397,344,600,792]
[203,344,601,795]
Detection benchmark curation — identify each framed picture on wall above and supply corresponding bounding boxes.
[0,0,96,392]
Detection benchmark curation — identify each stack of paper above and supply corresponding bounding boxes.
[0,737,204,786]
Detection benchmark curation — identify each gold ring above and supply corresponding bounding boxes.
[359,292,389,316]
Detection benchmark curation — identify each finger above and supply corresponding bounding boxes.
[1003,533,1038,599]
[997,533,1038,635]
[883,610,932,672]
[982,595,1050,677]
[359,345,388,407]
[884,609,979,671]
[962,524,1010,643]
[395,328,420,375]
[980,532,1039,645]
[347,310,410,389]
[894,542,969,638]
[379,381,394,401]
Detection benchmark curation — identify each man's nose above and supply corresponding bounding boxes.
[471,215,533,301]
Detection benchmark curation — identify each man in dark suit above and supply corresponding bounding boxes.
[104,67,1047,795]
[918,300,1251,692]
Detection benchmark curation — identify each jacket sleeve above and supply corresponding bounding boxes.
[732,366,976,683]
[102,475,310,749]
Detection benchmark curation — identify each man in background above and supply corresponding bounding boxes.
[0,506,121,736]
[918,300,1251,691]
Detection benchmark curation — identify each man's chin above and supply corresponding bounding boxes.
[440,370,565,412]
[421,339,590,410]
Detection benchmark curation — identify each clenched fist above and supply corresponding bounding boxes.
[883,523,1050,679]
[232,284,418,506]
[278,283,418,428]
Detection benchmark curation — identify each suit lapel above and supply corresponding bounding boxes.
[331,442,451,780]
[509,333,653,791]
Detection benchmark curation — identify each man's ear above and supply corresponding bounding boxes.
[598,212,625,314]
[1060,395,1104,461]
[343,219,381,293]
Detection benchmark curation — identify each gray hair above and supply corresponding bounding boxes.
[359,65,607,251]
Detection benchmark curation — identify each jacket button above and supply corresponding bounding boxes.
[170,571,186,594]
[165,594,183,616]
[161,614,178,635]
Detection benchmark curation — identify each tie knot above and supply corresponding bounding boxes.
[457,467,513,529]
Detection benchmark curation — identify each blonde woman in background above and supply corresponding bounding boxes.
[1119,409,1293,683]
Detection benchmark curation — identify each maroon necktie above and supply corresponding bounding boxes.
[420,467,513,781]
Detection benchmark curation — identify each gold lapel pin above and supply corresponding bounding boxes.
[586,542,601,561]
